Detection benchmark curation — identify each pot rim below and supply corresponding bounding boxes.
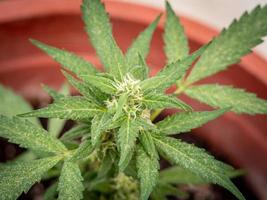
[1,0,266,86]
[1,0,267,199]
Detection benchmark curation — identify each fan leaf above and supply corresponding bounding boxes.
[58,161,84,200]
[164,1,189,63]
[126,15,161,67]
[81,74,117,95]
[185,84,267,114]
[91,112,111,146]
[0,84,39,126]
[30,39,97,77]
[82,0,128,80]
[187,5,267,84]
[118,117,139,171]
[129,54,150,81]
[157,108,228,135]
[136,145,159,200]
[142,44,208,92]
[142,93,192,111]
[0,157,61,200]
[153,136,245,200]
[0,115,67,154]
[18,97,104,121]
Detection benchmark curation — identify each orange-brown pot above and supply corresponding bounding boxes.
[0,0,267,199]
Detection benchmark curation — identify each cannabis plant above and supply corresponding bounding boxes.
[0,0,267,199]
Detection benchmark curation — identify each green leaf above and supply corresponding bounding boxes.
[159,166,243,185]
[10,151,37,163]
[164,1,189,63]
[42,85,65,101]
[61,125,90,141]
[45,84,69,137]
[81,74,116,94]
[118,117,139,171]
[18,96,104,121]
[157,108,228,135]
[43,182,58,200]
[135,117,157,131]
[91,112,111,146]
[187,5,267,84]
[82,0,128,80]
[142,93,192,111]
[97,150,114,178]
[151,183,189,200]
[0,156,61,200]
[153,136,245,200]
[106,115,127,130]
[159,166,205,185]
[129,54,150,80]
[70,139,93,161]
[139,131,158,159]
[113,93,128,120]
[126,15,161,66]
[58,161,84,200]
[30,39,97,77]
[142,44,208,92]
[185,84,267,114]
[139,75,169,93]
[0,84,39,125]
[0,115,67,154]
[136,145,159,200]
[62,71,105,105]
[47,118,65,138]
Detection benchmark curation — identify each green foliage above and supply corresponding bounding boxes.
[185,84,267,114]
[129,55,150,80]
[159,165,244,185]
[60,124,90,141]
[186,5,267,84]
[42,85,65,101]
[151,183,189,200]
[139,131,157,159]
[45,83,70,137]
[142,93,192,110]
[58,162,84,200]
[153,136,245,200]
[81,74,117,95]
[153,44,209,91]
[43,182,58,200]
[126,15,161,67]
[91,112,111,146]
[18,96,104,121]
[30,39,97,77]
[113,93,128,120]
[1,0,267,199]
[136,145,159,200]
[159,166,205,185]
[157,108,229,135]
[0,115,66,154]
[48,118,66,138]
[0,84,39,125]
[118,117,139,171]
[0,157,61,200]
[164,1,189,63]
[82,0,128,80]
[69,139,93,162]
[62,71,105,105]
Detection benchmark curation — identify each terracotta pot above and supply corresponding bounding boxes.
[0,0,267,199]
